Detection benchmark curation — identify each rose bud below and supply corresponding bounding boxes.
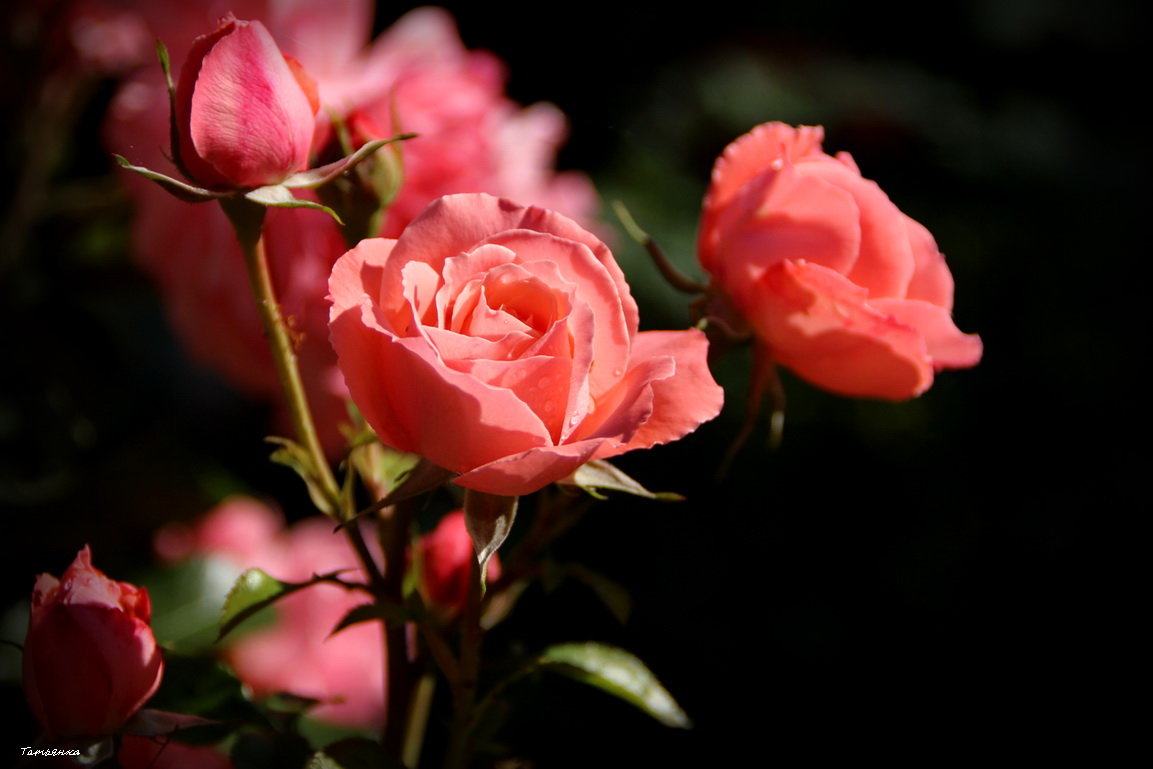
[698,122,982,399]
[22,546,163,739]
[175,14,319,189]
[419,509,503,613]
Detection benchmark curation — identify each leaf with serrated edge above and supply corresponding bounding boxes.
[539,642,691,728]
[560,459,685,501]
[328,602,411,637]
[267,436,335,516]
[218,569,351,641]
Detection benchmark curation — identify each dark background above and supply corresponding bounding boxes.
[1,0,1141,763]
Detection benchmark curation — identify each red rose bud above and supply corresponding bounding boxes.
[22,546,163,739]
[698,122,982,399]
[175,15,319,189]
[420,510,502,612]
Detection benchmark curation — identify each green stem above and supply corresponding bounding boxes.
[381,499,416,757]
[222,198,342,513]
[444,548,484,769]
[403,672,437,768]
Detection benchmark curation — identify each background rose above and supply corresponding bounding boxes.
[419,509,502,614]
[23,547,163,739]
[329,193,723,496]
[698,121,982,399]
[155,497,384,730]
[103,5,595,453]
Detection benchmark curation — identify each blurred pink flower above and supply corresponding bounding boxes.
[156,496,384,730]
[105,4,595,454]
[419,509,502,614]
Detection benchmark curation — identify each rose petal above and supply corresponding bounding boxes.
[709,162,863,308]
[454,439,610,496]
[805,156,916,298]
[902,214,956,308]
[614,329,724,452]
[753,260,934,400]
[186,19,315,188]
[871,298,983,369]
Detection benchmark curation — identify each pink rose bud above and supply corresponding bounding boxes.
[698,122,982,399]
[420,510,502,612]
[22,546,163,739]
[175,15,319,189]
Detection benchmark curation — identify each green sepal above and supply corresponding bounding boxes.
[559,459,685,501]
[113,154,222,203]
[244,185,344,223]
[463,489,518,593]
[538,642,691,729]
[282,135,415,189]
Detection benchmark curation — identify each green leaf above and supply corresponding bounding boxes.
[560,459,685,501]
[218,569,357,642]
[307,738,407,769]
[538,642,691,729]
[267,436,337,516]
[328,602,412,637]
[564,564,633,624]
[218,569,288,642]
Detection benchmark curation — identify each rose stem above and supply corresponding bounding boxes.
[380,497,417,757]
[444,536,486,769]
[221,199,397,744]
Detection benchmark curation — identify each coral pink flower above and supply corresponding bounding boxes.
[104,6,595,453]
[23,547,163,739]
[329,193,723,496]
[419,510,502,613]
[156,497,383,730]
[698,122,982,399]
[174,14,318,189]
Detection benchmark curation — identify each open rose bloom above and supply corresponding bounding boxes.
[104,6,595,452]
[699,122,982,399]
[329,193,724,496]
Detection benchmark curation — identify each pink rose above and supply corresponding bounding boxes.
[156,497,384,730]
[174,14,318,189]
[23,547,163,739]
[698,122,982,399]
[329,193,724,496]
[419,510,502,613]
[103,7,595,454]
